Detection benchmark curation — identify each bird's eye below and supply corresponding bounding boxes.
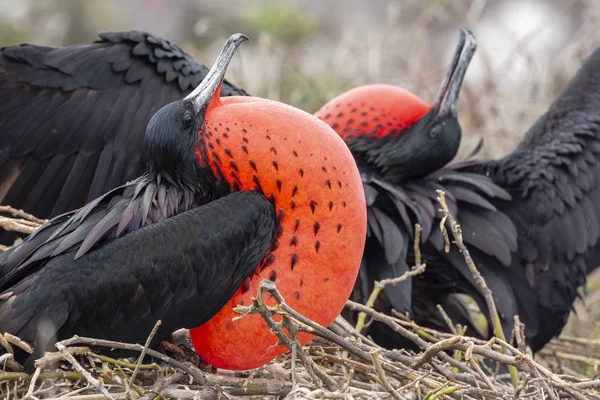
[183,113,194,128]
[429,124,442,138]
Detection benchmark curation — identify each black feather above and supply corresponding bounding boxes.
[347,47,600,353]
[0,190,276,370]
[0,30,247,228]
[462,47,600,350]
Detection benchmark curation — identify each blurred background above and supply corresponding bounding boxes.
[0,0,599,336]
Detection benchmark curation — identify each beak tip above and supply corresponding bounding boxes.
[431,28,478,117]
[458,27,477,52]
[230,33,250,47]
[185,33,249,104]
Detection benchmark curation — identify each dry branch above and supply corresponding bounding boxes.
[0,206,46,238]
[436,189,520,387]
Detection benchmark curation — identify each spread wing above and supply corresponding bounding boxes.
[465,47,600,350]
[0,30,246,220]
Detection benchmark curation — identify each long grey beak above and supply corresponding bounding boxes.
[185,33,249,112]
[431,28,477,118]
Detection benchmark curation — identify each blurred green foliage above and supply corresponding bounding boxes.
[0,22,23,46]
[245,2,316,46]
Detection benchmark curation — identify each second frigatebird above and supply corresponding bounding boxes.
[0,33,367,371]
[315,29,600,352]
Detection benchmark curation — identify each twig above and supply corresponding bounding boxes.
[37,349,159,372]
[0,206,46,224]
[413,223,423,266]
[0,353,22,372]
[23,367,41,399]
[371,350,402,400]
[573,380,600,390]
[55,336,209,387]
[42,395,129,400]
[411,336,462,369]
[0,370,85,382]
[346,300,481,378]
[436,189,520,387]
[346,299,590,399]
[468,358,496,391]
[234,280,337,390]
[126,319,161,397]
[0,217,40,235]
[43,336,303,397]
[0,334,15,355]
[331,316,380,348]
[35,346,91,368]
[513,374,531,399]
[138,372,186,400]
[115,365,144,398]
[55,342,114,400]
[237,281,479,399]
[291,332,298,391]
[436,304,458,335]
[4,333,33,354]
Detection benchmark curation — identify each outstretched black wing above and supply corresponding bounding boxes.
[0,190,275,370]
[466,47,600,350]
[0,30,246,220]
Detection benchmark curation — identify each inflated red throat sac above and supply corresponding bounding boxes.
[189,59,367,371]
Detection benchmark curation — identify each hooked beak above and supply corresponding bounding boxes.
[431,28,477,118]
[185,33,249,113]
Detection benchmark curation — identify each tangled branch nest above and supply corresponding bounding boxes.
[0,197,599,399]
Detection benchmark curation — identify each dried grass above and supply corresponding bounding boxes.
[1,193,600,399]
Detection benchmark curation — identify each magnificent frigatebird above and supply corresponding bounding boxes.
[315,28,600,352]
[0,34,367,372]
[0,28,589,354]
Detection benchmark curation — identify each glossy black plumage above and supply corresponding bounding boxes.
[0,33,274,372]
[348,110,463,183]
[0,175,199,290]
[0,30,246,221]
[0,94,234,290]
[462,47,600,350]
[348,151,530,346]
[0,190,275,370]
[350,46,600,352]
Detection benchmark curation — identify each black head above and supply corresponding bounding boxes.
[145,100,205,189]
[349,28,477,182]
[383,107,463,179]
[143,33,249,190]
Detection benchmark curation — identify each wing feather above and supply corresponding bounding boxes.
[0,30,246,225]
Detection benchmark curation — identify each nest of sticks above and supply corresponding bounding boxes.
[0,193,599,400]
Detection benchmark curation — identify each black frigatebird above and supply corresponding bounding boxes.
[315,28,600,352]
[0,33,368,372]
